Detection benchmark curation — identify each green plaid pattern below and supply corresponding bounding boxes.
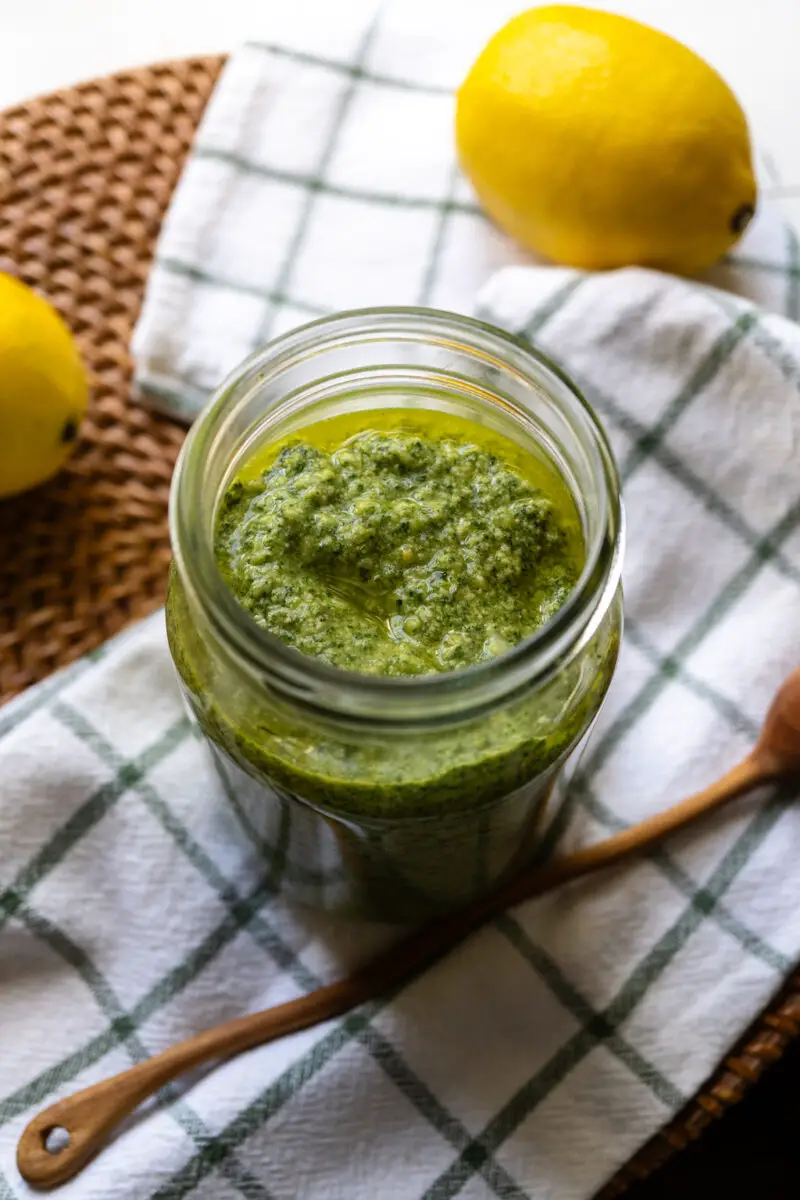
[4,5,800,1198]
[4,266,800,1200]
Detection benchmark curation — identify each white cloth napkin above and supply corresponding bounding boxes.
[3,267,800,1200]
[130,0,800,420]
[4,4,800,1199]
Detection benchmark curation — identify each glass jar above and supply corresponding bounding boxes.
[166,308,623,922]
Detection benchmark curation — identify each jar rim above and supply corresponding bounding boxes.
[170,305,624,726]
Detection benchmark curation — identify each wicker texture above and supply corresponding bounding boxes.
[0,56,224,697]
[0,56,797,1197]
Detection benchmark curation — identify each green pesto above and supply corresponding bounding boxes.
[214,428,581,676]
[168,564,619,915]
[167,413,619,916]
[167,416,616,824]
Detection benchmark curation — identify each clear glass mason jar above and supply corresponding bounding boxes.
[166,308,623,922]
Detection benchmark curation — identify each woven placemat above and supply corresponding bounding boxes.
[0,56,798,1198]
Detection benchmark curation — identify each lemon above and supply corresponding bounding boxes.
[0,273,88,499]
[455,6,757,273]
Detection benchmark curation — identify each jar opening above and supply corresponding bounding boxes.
[170,307,623,727]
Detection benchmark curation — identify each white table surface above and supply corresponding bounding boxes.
[2,0,799,229]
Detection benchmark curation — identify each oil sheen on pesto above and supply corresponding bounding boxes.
[215,418,583,676]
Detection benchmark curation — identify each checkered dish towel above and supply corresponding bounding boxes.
[4,8,800,1200]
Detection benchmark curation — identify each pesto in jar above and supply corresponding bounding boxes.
[215,411,583,677]
[168,406,620,918]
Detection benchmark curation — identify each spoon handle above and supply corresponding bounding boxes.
[17,752,767,1189]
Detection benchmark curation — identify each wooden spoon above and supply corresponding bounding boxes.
[18,667,800,1190]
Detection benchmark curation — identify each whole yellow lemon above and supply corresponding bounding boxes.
[0,273,88,499]
[456,6,757,273]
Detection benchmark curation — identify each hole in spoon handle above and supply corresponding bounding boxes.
[16,1066,159,1189]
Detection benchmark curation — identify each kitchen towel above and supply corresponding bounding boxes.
[130,0,800,420]
[3,265,800,1200]
[4,4,800,1200]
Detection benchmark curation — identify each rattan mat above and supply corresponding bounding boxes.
[0,56,798,1198]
